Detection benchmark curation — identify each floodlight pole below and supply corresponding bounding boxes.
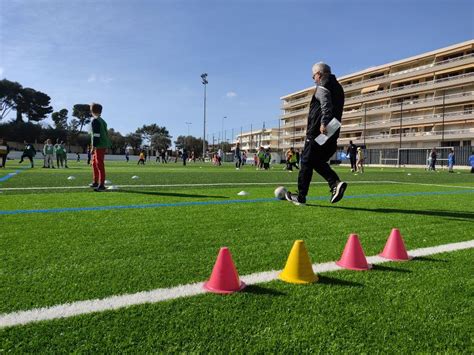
[222,116,226,151]
[398,100,403,167]
[201,73,208,158]
[185,122,192,136]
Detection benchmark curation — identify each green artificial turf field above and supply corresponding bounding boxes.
[1,159,473,352]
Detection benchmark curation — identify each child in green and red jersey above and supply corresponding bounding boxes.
[89,103,111,192]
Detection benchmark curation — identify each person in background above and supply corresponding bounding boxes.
[234,142,242,170]
[62,142,69,168]
[356,146,365,173]
[295,149,301,169]
[242,151,247,166]
[19,141,36,168]
[0,138,10,168]
[469,151,474,173]
[257,146,265,170]
[54,140,65,168]
[137,150,146,165]
[263,148,271,170]
[430,147,437,171]
[76,152,81,162]
[182,149,188,166]
[43,139,55,168]
[217,148,223,166]
[447,148,455,173]
[286,147,298,171]
[346,140,357,172]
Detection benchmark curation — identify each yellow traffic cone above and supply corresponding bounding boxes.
[279,240,318,284]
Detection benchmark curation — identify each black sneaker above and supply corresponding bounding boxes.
[89,182,99,188]
[285,191,306,206]
[330,181,347,203]
[94,185,106,192]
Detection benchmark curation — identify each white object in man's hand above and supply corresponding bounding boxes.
[315,118,341,145]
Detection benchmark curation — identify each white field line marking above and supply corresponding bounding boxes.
[0,181,393,191]
[386,181,474,189]
[1,239,473,329]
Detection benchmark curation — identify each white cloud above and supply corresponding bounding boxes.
[226,91,237,98]
[100,76,114,84]
[87,74,113,84]
[0,67,4,77]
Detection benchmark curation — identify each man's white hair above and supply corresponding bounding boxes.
[312,62,331,76]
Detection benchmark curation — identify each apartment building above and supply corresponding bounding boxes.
[236,127,282,152]
[280,40,474,150]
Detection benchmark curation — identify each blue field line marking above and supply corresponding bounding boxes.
[0,168,28,183]
[0,189,473,216]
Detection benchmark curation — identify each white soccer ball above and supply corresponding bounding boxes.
[274,186,287,200]
[67,176,75,180]
[131,175,139,179]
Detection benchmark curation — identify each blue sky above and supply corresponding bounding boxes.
[1,0,473,143]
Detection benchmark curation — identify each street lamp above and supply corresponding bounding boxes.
[185,122,192,136]
[201,73,208,158]
[222,116,226,151]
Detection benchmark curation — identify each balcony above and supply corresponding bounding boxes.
[342,91,474,118]
[341,110,474,132]
[281,107,309,119]
[283,118,307,127]
[341,53,474,93]
[281,95,313,109]
[345,73,474,104]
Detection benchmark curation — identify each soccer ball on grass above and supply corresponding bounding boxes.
[274,186,287,200]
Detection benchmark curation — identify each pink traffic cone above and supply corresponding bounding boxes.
[379,228,412,261]
[336,234,372,270]
[204,247,246,294]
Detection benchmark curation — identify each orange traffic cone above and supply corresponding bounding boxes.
[204,247,246,294]
[379,228,412,261]
[336,234,372,270]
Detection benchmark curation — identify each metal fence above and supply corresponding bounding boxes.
[333,146,472,167]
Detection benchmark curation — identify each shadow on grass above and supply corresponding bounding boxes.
[372,264,411,273]
[117,189,229,199]
[306,204,474,222]
[413,256,449,263]
[317,275,363,287]
[243,284,286,296]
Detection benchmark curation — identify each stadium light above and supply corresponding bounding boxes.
[201,73,208,158]
[185,122,192,136]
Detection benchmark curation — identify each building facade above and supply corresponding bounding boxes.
[280,40,474,150]
[236,127,282,152]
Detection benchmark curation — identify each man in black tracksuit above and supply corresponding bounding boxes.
[346,140,357,172]
[286,62,347,205]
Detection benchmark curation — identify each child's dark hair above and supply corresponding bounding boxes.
[90,103,103,115]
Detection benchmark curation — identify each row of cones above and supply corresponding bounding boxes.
[204,228,411,294]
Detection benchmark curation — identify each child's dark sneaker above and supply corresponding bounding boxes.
[94,185,106,192]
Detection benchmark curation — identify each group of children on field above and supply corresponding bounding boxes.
[41,139,69,169]
[255,146,271,170]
